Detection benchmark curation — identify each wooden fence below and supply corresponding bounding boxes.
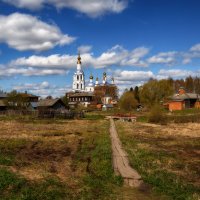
[0,110,84,119]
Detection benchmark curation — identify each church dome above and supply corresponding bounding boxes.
[90,75,94,79]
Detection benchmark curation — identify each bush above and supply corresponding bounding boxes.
[148,105,167,124]
[119,91,137,111]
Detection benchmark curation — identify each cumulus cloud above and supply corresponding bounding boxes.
[148,51,178,65]
[2,0,128,18]
[114,70,154,81]
[190,43,200,52]
[0,65,67,77]
[0,13,75,51]
[180,43,200,64]
[11,45,149,69]
[13,81,71,98]
[112,69,154,93]
[158,69,200,79]
[78,45,93,54]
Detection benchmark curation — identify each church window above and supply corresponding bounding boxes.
[77,84,79,89]
[81,84,82,89]
[77,75,79,80]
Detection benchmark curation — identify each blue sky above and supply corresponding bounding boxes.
[0,0,200,97]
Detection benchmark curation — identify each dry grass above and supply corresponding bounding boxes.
[0,119,104,188]
[116,121,200,199]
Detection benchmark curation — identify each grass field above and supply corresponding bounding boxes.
[0,118,122,200]
[116,121,200,200]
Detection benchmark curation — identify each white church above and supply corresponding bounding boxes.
[67,54,116,108]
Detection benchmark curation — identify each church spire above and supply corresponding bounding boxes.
[77,53,81,64]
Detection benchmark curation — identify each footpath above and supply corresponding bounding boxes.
[109,118,143,187]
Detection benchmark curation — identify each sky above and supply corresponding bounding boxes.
[0,0,200,97]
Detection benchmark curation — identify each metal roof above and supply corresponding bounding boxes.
[37,98,63,107]
[0,93,7,98]
[170,93,200,101]
[68,92,94,97]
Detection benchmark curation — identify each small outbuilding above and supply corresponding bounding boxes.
[167,87,200,111]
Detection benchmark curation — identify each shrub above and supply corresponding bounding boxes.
[119,91,137,111]
[148,105,167,124]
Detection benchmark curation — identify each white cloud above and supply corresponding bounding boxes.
[114,70,154,81]
[0,13,75,51]
[2,0,44,10]
[78,45,93,54]
[158,69,200,79]
[2,0,128,18]
[112,69,154,94]
[11,45,150,69]
[11,55,77,69]
[190,43,200,52]
[148,51,177,65]
[0,65,67,77]
[13,81,71,98]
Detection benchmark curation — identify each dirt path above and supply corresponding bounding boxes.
[109,118,143,187]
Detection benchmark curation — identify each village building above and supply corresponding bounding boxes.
[167,87,200,111]
[0,92,39,110]
[37,98,66,111]
[67,54,118,109]
[0,93,7,100]
[0,100,7,111]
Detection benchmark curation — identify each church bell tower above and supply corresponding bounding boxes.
[72,54,85,92]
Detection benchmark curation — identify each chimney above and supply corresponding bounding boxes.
[178,87,185,95]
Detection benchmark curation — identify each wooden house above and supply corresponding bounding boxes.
[37,98,66,111]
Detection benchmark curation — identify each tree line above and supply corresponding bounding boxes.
[119,76,200,111]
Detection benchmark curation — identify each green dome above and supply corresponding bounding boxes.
[90,75,93,79]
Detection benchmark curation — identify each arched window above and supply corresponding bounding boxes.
[77,75,79,80]
[81,84,82,89]
[77,84,79,89]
